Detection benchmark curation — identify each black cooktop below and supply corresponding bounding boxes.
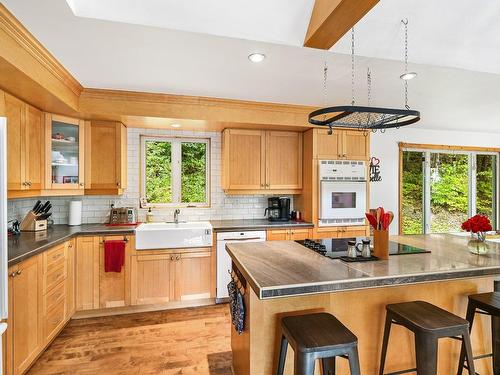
[296,237,430,259]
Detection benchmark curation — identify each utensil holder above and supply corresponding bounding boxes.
[373,229,389,260]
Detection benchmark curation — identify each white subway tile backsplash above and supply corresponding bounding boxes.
[8,128,291,224]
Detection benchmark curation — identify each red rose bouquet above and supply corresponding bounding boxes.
[461,214,492,233]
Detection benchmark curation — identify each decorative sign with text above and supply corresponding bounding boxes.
[369,157,382,182]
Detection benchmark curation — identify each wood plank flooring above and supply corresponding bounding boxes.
[28,304,232,375]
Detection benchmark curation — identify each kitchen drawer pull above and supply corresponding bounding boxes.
[176,255,180,261]
[16,270,22,275]
[170,255,174,261]
[10,272,17,278]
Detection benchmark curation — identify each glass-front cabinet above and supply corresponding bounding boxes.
[45,114,85,190]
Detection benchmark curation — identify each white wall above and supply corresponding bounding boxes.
[370,127,500,234]
[8,128,288,224]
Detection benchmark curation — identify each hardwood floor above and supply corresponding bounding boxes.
[28,304,232,375]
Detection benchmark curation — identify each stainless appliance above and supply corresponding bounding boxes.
[109,206,138,224]
[216,231,266,301]
[0,118,8,372]
[319,160,367,227]
[264,197,290,222]
[296,238,430,259]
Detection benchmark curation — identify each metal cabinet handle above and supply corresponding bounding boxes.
[79,183,84,187]
[16,270,22,275]
[170,255,174,261]
[10,272,17,278]
[176,255,180,261]
[27,181,32,187]
[116,182,120,187]
[260,184,264,188]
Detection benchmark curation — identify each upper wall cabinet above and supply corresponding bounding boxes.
[222,129,302,194]
[315,129,369,160]
[84,120,127,195]
[45,114,85,191]
[4,91,44,198]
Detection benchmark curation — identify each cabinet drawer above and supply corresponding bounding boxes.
[289,228,311,240]
[44,280,66,314]
[44,299,66,341]
[44,262,67,293]
[44,244,66,274]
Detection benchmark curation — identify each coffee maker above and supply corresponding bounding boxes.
[264,197,291,222]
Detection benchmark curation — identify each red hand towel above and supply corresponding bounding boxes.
[104,240,126,273]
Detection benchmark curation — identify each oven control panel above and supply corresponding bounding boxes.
[319,160,366,181]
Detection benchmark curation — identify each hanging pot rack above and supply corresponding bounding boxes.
[309,20,420,133]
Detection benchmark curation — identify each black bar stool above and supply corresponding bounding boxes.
[457,292,500,374]
[276,312,361,375]
[378,301,475,375]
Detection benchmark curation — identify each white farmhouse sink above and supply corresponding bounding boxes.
[135,222,213,250]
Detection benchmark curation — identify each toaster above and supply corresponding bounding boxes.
[109,207,137,224]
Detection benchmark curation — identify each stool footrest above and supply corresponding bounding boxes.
[384,368,417,375]
[473,352,493,360]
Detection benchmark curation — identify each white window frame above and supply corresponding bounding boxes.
[141,136,210,208]
[401,147,498,234]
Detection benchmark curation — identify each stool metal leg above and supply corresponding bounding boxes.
[295,352,315,375]
[415,334,438,375]
[493,314,500,375]
[347,346,361,375]
[457,302,476,375]
[321,357,335,375]
[461,330,476,375]
[379,312,393,375]
[276,334,288,375]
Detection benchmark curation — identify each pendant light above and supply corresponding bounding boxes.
[309,24,420,134]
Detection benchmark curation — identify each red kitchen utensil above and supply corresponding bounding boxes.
[366,213,378,229]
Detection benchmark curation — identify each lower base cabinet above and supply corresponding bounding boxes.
[314,226,369,239]
[131,249,213,306]
[6,240,75,375]
[267,228,312,241]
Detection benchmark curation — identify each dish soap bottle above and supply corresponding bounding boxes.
[146,207,154,223]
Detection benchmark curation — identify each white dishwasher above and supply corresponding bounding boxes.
[216,230,266,301]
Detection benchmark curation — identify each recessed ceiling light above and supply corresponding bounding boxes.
[170,123,181,128]
[400,72,417,80]
[248,53,266,63]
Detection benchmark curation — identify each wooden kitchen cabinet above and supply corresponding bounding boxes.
[44,113,85,191]
[314,226,369,239]
[315,129,369,160]
[5,92,44,197]
[174,251,212,301]
[267,228,312,241]
[130,248,213,306]
[85,120,128,195]
[131,254,174,305]
[7,255,43,375]
[75,236,100,311]
[222,129,302,194]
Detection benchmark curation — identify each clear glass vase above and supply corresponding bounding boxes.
[467,232,489,255]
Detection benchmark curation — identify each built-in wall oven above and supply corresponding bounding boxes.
[319,160,367,227]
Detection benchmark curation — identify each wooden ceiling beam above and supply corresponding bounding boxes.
[304,0,379,50]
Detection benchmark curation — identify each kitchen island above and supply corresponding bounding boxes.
[226,234,500,375]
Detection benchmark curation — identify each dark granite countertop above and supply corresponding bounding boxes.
[209,219,313,232]
[226,234,500,299]
[8,224,135,267]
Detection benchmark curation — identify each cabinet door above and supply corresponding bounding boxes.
[65,240,76,319]
[342,130,369,160]
[131,254,173,305]
[222,129,265,190]
[75,236,100,311]
[266,131,302,189]
[5,93,24,191]
[289,228,312,240]
[174,251,212,301]
[24,105,44,190]
[46,114,85,190]
[343,226,369,238]
[10,256,43,375]
[314,229,339,239]
[86,121,127,191]
[266,229,290,241]
[315,129,342,160]
[99,236,131,308]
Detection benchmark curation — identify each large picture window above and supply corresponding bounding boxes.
[141,136,210,207]
[400,144,498,234]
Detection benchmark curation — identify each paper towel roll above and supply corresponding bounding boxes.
[68,201,82,226]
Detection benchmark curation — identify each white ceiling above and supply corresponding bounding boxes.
[3,0,500,133]
[65,0,316,46]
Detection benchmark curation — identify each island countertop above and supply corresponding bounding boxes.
[226,233,500,299]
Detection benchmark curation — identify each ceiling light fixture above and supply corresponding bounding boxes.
[308,25,420,134]
[248,53,266,63]
[170,123,181,128]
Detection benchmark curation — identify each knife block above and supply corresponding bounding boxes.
[20,212,48,232]
[373,229,389,260]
